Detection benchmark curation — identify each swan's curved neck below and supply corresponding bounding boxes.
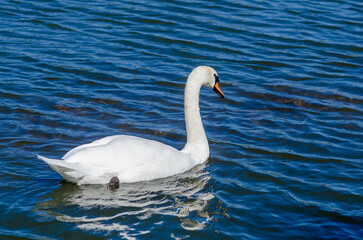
[181,77,209,163]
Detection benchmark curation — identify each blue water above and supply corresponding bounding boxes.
[1,0,362,239]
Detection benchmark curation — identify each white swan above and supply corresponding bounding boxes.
[37,66,224,185]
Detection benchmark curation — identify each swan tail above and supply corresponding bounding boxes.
[37,155,87,184]
[37,155,119,185]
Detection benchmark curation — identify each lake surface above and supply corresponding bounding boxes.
[1,0,362,239]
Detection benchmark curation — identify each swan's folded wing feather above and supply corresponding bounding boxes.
[62,135,123,159]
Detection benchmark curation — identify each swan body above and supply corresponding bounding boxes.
[38,66,224,185]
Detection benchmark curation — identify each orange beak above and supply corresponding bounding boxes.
[213,81,224,99]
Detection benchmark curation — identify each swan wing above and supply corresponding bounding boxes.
[62,135,121,159]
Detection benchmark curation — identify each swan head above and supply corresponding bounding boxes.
[189,66,224,98]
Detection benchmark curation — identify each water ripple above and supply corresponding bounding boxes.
[1,0,362,239]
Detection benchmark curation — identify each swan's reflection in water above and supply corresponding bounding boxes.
[35,164,221,237]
